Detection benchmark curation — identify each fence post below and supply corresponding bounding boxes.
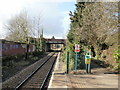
[66,51,69,74]
[74,52,78,72]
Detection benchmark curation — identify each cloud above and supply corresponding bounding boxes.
[23,2,65,38]
[0,22,6,39]
[0,22,2,34]
[62,11,71,36]
[26,0,75,3]
[24,1,75,39]
[39,4,65,38]
[0,0,75,39]
[0,0,24,39]
[0,0,23,16]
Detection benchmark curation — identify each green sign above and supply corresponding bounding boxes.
[85,55,91,64]
[85,55,91,59]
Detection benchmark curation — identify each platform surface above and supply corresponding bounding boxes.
[48,53,119,89]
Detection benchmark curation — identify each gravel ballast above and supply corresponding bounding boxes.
[2,52,53,89]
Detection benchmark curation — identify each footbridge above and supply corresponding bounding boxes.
[45,37,66,52]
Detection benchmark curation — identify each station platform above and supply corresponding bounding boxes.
[48,52,119,90]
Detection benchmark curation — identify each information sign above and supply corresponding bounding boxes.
[75,44,80,52]
[85,55,91,64]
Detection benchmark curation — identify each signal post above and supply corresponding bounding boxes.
[74,44,80,72]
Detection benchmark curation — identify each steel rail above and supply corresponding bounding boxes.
[14,52,55,90]
[40,53,58,90]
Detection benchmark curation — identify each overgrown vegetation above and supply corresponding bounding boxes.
[2,51,47,81]
[62,2,119,71]
[113,47,120,71]
[5,11,45,53]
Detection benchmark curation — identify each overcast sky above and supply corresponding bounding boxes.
[0,0,76,39]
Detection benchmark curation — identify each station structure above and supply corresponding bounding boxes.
[44,36,66,51]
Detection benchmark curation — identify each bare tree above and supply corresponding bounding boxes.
[30,15,43,51]
[5,11,31,59]
[5,11,31,43]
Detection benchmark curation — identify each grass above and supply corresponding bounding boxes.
[2,52,47,82]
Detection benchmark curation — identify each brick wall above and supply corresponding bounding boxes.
[0,39,35,56]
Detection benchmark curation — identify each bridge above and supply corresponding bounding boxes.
[44,36,66,52]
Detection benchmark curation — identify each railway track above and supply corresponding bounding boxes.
[13,52,58,90]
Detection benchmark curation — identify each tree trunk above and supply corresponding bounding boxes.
[25,44,29,60]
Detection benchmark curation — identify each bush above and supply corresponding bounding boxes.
[32,51,44,56]
[2,54,24,66]
[113,47,120,71]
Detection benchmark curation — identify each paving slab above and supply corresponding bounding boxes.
[48,53,119,89]
[48,52,67,89]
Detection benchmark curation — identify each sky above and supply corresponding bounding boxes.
[0,0,76,39]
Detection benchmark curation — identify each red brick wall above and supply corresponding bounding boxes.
[1,40,35,56]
